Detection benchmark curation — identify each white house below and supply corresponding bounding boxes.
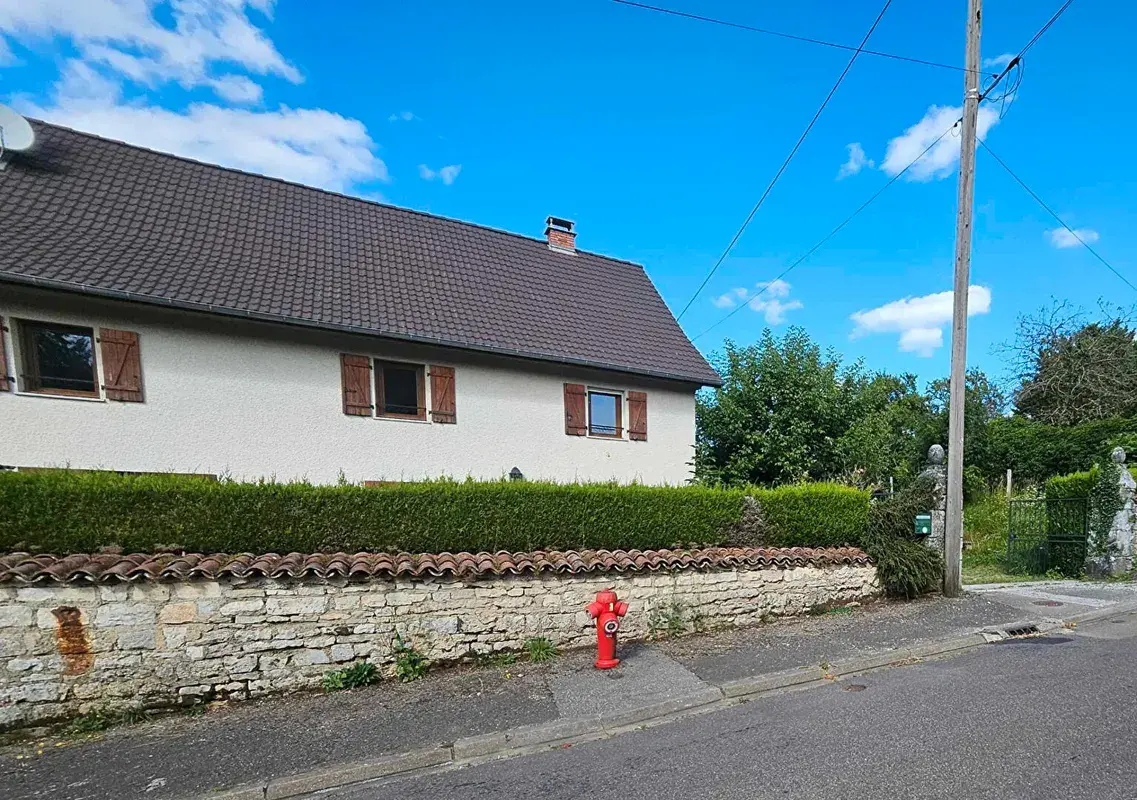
[0,122,720,485]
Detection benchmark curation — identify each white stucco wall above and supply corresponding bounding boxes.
[0,288,700,485]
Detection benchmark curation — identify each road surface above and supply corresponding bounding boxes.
[331,611,1137,800]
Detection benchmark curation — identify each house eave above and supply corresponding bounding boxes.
[0,273,723,388]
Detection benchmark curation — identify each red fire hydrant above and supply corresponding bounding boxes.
[587,589,629,669]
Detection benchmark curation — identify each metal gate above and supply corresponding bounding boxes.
[1006,498,1089,576]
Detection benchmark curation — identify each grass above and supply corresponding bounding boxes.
[961,491,1086,584]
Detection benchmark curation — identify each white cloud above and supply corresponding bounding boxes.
[388,111,416,122]
[880,104,999,181]
[24,65,387,193]
[898,327,943,357]
[3,4,390,196]
[209,75,263,104]
[0,0,300,101]
[850,285,992,357]
[419,163,462,186]
[1047,227,1099,249]
[983,53,1015,69]
[711,279,802,325]
[837,142,873,180]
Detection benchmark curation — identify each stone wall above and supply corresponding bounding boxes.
[0,563,877,730]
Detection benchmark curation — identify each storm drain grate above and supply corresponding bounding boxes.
[1003,624,1041,638]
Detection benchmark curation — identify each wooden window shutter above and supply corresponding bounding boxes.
[428,365,457,424]
[340,354,373,416]
[627,391,648,441]
[564,383,587,436]
[0,317,10,392]
[99,328,144,402]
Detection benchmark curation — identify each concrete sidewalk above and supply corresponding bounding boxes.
[2,585,1134,800]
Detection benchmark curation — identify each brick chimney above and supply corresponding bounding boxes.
[545,216,576,254]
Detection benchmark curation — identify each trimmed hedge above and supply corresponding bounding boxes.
[751,484,870,548]
[1044,468,1097,500]
[984,416,1137,485]
[0,471,746,555]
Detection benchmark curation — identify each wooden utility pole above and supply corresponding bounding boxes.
[944,0,983,598]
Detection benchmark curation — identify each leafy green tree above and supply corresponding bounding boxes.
[695,329,933,487]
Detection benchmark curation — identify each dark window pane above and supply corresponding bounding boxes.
[28,325,96,393]
[589,392,619,435]
[383,366,420,415]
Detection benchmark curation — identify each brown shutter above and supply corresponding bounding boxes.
[341,354,373,416]
[429,365,457,424]
[564,383,587,436]
[99,328,144,402]
[0,318,10,392]
[627,391,648,441]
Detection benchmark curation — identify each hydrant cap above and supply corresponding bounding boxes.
[595,589,618,605]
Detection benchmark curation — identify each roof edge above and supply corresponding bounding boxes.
[22,118,647,273]
[0,273,723,387]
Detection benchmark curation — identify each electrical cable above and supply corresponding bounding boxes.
[978,139,1136,294]
[612,0,995,77]
[673,0,896,321]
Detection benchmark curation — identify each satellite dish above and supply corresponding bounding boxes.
[0,104,36,154]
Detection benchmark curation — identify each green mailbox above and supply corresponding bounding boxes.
[914,513,932,537]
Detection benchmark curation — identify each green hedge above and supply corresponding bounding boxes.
[984,416,1137,485]
[1044,468,1098,500]
[751,484,870,548]
[863,477,943,598]
[0,471,748,555]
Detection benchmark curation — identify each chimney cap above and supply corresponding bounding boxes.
[545,216,575,232]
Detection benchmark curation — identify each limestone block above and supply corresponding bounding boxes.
[291,649,330,666]
[96,604,155,627]
[173,583,222,599]
[265,596,327,616]
[117,626,158,650]
[0,606,33,628]
[219,599,264,616]
[329,644,354,662]
[158,603,198,624]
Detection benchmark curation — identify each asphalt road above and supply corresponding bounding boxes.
[332,613,1137,800]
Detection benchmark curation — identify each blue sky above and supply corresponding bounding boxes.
[1,1,1133,388]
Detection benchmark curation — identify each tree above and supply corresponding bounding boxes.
[1007,301,1137,425]
[695,328,932,488]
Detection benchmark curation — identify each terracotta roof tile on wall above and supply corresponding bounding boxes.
[0,547,871,584]
[0,121,720,386]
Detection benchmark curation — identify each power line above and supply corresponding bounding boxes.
[978,0,1074,103]
[690,123,959,341]
[673,0,895,321]
[687,0,1079,339]
[612,0,993,77]
[978,139,1136,294]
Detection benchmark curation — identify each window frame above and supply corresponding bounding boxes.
[586,388,624,439]
[15,319,102,400]
[374,359,427,421]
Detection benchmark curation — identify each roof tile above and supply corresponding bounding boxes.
[0,547,870,584]
[0,122,719,385]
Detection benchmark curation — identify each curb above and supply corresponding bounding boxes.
[205,602,1137,799]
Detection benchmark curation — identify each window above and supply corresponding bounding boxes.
[587,390,622,437]
[18,321,99,397]
[375,361,426,420]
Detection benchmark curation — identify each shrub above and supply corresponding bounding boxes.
[748,483,870,548]
[861,477,942,598]
[984,416,1137,485]
[1045,468,1097,500]
[0,471,744,555]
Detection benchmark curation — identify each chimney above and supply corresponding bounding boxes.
[545,216,576,254]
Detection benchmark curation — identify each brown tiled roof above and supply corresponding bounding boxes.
[0,121,720,386]
[0,547,870,584]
